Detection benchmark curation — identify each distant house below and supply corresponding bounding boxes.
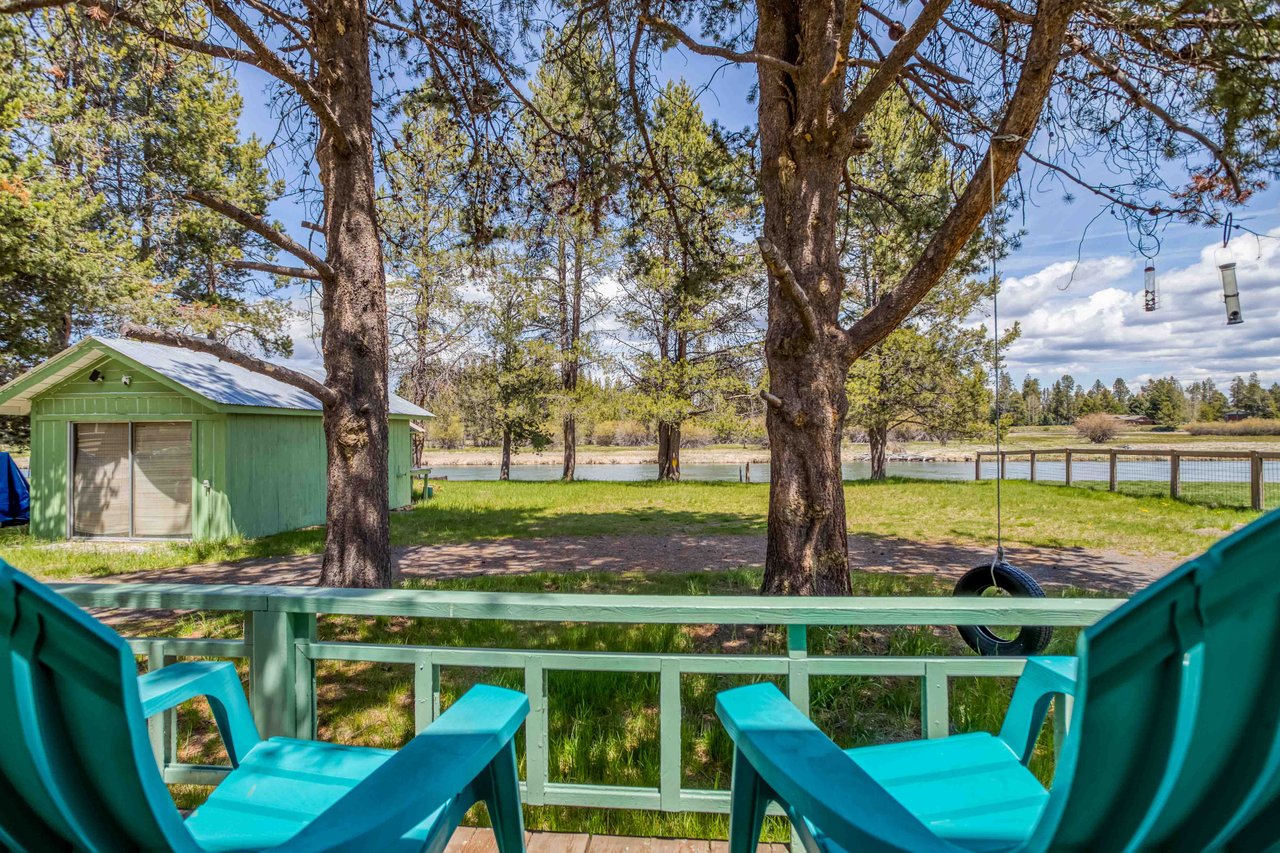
[1115,414,1154,426]
[0,337,431,541]
[1223,410,1250,422]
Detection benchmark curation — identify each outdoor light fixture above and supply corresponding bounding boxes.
[1220,262,1244,325]
[1143,264,1158,312]
[121,375,132,386]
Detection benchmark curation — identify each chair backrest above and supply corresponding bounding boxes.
[1029,509,1280,851]
[0,558,194,852]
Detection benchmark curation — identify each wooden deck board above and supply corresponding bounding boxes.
[447,829,784,853]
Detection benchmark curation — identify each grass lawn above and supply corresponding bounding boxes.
[2,478,1258,580]
[146,567,1105,839]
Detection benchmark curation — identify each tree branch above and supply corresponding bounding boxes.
[839,0,953,135]
[640,13,799,76]
[186,188,334,278]
[844,0,1080,361]
[121,323,338,406]
[1071,37,1243,197]
[758,238,818,340]
[227,260,322,280]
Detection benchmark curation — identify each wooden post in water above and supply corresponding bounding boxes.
[975,454,982,481]
[1170,450,1181,499]
[1064,450,1073,486]
[1251,452,1263,511]
[999,451,1007,480]
[1108,451,1118,492]
[1029,451,1037,482]
[745,461,751,484]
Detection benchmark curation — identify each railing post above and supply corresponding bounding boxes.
[1251,452,1264,511]
[1108,451,1118,492]
[974,453,982,481]
[1064,450,1073,486]
[146,642,175,770]
[248,608,315,740]
[1170,450,1181,499]
[523,659,548,806]
[414,652,440,732]
[1029,451,1037,482]
[1053,692,1074,765]
[659,658,682,811]
[921,662,949,739]
[786,625,809,715]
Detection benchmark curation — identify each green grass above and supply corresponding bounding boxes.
[151,568,1106,839]
[2,478,1259,580]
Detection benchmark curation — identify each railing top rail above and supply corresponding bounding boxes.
[51,582,1124,626]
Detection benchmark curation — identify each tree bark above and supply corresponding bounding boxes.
[560,233,583,481]
[313,0,391,589]
[500,427,512,480]
[657,421,681,481]
[868,424,888,480]
[562,414,576,480]
[754,0,1077,596]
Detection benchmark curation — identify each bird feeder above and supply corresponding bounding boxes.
[1143,264,1158,311]
[1219,262,1244,325]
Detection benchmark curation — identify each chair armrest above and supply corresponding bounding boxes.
[137,661,261,765]
[279,684,530,853]
[997,656,1078,764]
[716,683,957,853]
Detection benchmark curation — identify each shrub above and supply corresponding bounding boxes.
[1186,418,1280,436]
[680,422,714,447]
[613,419,650,446]
[1074,413,1121,444]
[589,420,619,446]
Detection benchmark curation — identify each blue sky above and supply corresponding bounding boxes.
[231,48,1280,389]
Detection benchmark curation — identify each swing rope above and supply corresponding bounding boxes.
[988,147,1005,573]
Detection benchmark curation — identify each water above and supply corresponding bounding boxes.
[426,461,974,482]
[428,458,1258,484]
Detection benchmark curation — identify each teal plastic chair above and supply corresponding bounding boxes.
[0,559,530,852]
[717,508,1280,852]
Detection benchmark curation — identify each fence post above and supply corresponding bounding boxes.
[248,608,316,740]
[1251,453,1264,511]
[1029,451,1037,482]
[1170,450,1181,499]
[1064,450,1073,486]
[999,451,1007,480]
[1108,451,1118,492]
[974,453,982,481]
[921,662,949,739]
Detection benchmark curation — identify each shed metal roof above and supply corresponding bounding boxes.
[0,337,433,418]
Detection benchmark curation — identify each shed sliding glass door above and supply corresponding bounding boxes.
[72,422,192,538]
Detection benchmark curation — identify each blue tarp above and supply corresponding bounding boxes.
[0,452,29,526]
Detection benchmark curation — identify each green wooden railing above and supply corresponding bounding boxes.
[55,583,1123,815]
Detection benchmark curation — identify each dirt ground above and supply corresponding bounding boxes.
[97,533,1178,594]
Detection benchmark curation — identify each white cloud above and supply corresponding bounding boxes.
[971,228,1280,386]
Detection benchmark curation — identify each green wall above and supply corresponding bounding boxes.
[24,351,419,541]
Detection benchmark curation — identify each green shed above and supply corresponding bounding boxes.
[0,337,431,541]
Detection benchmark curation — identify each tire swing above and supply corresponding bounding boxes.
[953,152,1052,657]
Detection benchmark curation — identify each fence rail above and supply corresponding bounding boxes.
[56,583,1123,816]
[974,447,1279,510]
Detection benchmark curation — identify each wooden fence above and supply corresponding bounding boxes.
[974,448,1279,511]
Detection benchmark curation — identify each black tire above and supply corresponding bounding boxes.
[953,561,1054,656]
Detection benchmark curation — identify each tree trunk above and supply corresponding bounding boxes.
[500,428,512,480]
[314,0,391,589]
[562,414,576,480]
[868,425,888,480]
[657,421,681,481]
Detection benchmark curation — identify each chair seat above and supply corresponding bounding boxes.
[840,732,1048,852]
[185,737,450,852]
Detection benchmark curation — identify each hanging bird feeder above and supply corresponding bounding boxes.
[1143,264,1158,311]
[1220,262,1244,325]
[1218,214,1244,325]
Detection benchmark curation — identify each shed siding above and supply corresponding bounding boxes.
[225,413,327,539]
[194,418,233,540]
[28,419,67,539]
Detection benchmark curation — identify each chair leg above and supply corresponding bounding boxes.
[728,748,771,853]
[480,740,526,853]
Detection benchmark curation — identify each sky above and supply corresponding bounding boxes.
[231,44,1280,390]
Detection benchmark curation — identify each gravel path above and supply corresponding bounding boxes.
[97,533,1179,593]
